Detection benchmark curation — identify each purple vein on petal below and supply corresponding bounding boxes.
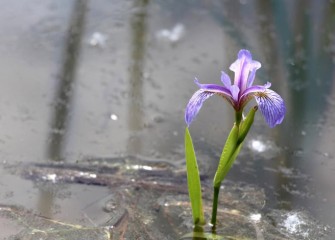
[185,90,214,126]
[194,78,232,96]
[254,89,286,128]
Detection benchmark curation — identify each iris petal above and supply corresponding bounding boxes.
[195,78,232,96]
[240,82,271,99]
[185,49,285,128]
[254,89,286,128]
[185,90,215,126]
[229,49,261,93]
[221,71,231,87]
[246,64,261,88]
[229,85,240,102]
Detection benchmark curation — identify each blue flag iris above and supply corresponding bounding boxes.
[185,49,286,128]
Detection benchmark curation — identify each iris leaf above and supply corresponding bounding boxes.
[213,106,258,187]
[217,142,243,183]
[238,106,258,144]
[185,127,205,225]
[213,124,239,187]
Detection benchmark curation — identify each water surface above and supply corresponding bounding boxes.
[1,0,335,239]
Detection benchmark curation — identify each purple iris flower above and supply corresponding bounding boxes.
[185,49,285,128]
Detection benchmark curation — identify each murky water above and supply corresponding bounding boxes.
[1,0,335,239]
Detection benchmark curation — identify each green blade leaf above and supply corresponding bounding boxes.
[185,127,205,225]
[213,124,239,187]
[213,106,258,187]
[217,142,243,182]
[238,106,258,144]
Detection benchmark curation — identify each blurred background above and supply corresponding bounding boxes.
[0,0,335,239]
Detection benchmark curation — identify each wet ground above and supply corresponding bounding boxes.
[1,0,335,239]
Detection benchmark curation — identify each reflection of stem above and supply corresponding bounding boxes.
[46,0,87,161]
[40,0,87,220]
[127,0,149,154]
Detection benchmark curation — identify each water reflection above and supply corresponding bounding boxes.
[270,1,335,212]
[40,0,88,218]
[46,0,88,161]
[127,0,149,154]
[223,0,335,226]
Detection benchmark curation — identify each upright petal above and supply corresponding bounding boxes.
[220,71,231,87]
[229,85,240,102]
[254,89,286,128]
[185,90,214,126]
[229,49,261,93]
[246,64,261,88]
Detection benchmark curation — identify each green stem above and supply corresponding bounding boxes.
[235,110,243,126]
[210,186,220,231]
[193,224,204,233]
[209,107,258,231]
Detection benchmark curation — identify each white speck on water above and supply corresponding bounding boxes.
[249,139,266,152]
[142,165,153,171]
[51,128,65,134]
[104,201,117,212]
[156,23,185,43]
[78,172,97,178]
[88,32,107,47]
[249,213,262,222]
[89,173,97,178]
[126,164,153,171]
[281,212,309,237]
[43,173,57,183]
[301,130,306,136]
[110,114,118,121]
[284,213,300,232]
